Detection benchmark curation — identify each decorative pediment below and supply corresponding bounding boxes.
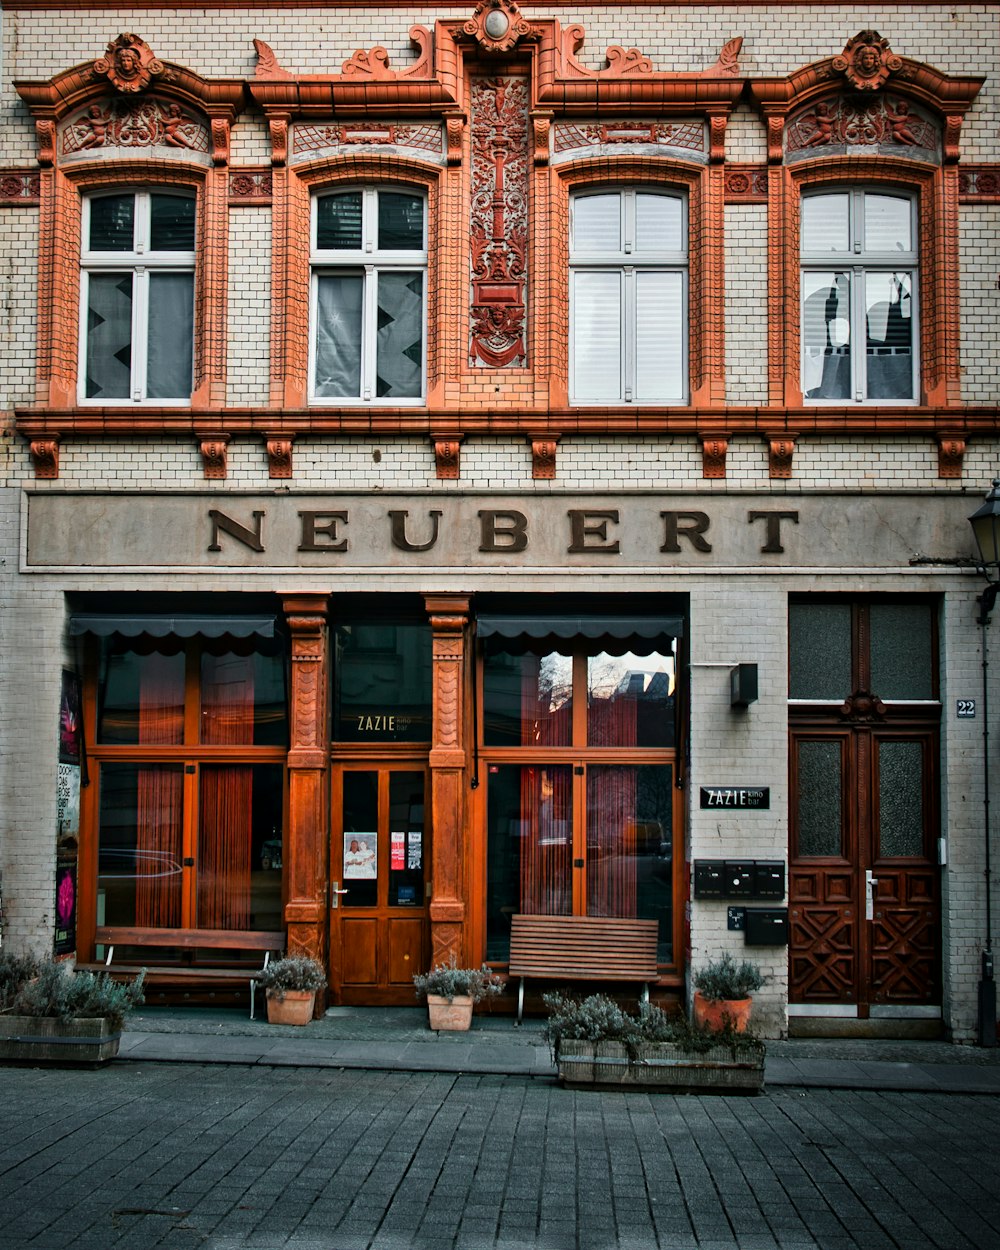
[91,33,165,95]
[832,31,902,94]
[461,0,537,56]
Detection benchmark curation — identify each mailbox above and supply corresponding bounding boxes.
[693,861,727,898]
[753,861,785,899]
[745,908,789,946]
[724,861,755,896]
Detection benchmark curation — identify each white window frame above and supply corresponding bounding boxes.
[78,189,195,406]
[309,186,428,405]
[569,188,688,405]
[800,188,919,405]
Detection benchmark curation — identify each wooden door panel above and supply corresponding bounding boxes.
[388,917,425,985]
[341,918,378,985]
[790,905,857,1001]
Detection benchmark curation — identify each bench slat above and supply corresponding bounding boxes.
[96,926,284,951]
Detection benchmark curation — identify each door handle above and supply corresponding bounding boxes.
[865,870,879,920]
[330,882,349,908]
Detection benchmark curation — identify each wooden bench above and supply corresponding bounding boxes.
[78,927,285,1019]
[507,914,660,1024]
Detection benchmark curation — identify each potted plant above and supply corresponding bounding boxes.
[543,991,765,1093]
[413,956,504,1030]
[691,953,766,1033]
[258,956,326,1025]
[0,952,145,1065]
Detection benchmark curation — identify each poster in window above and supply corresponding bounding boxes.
[407,830,422,870]
[59,670,82,765]
[344,833,377,879]
[391,830,406,871]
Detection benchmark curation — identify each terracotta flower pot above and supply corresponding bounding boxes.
[265,988,316,1026]
[692,990,753,1033]
[426,994,474,1031]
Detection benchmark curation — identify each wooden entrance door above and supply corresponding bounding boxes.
[329,764,430,1004]
[789,727,940,1012]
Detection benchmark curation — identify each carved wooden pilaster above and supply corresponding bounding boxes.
[265,432,294,478]
[700,432,729,479]
[530,436,558,479]
[425,595,470,968]
[765,432,798,479]
[434,436,462,479]
[282,595,331,1004]
[197,432,229,479]
[30,437,60,479]
[937,433,966,479]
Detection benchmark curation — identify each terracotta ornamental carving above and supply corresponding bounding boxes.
[786,95,937,158]
[91,33,166,95]
[63,99,209,155]
[462,0,536,56]
[832,30,903,93]
[469,76,529,369]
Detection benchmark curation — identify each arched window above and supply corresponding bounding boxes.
[800,189,918,403]
[80,190,196,404]
[569,188,687,404]
[310,187,427,403]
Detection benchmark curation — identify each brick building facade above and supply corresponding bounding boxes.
[1,2,998,1039]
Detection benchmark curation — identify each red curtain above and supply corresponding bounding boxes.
[136,652,184,927]
[588,679,638,916]
[198,654,255,929]
[519,656,572,914]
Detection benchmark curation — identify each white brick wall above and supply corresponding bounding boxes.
[227,206,272,407]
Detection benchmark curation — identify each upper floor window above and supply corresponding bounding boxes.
[311,188,426,403]
[569,189,687,405]
[801,189,917,403]
[80,190,195,404]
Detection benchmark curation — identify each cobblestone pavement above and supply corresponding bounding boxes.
[2,1062,999,1250]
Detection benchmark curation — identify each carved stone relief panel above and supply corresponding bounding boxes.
[785,95,940,164]
[62,98,211,162]
[552,119,707,166]
[290,122,445,165]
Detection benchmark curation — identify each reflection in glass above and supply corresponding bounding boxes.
[334,623,432,742]
[198,764,283,930]
[587,651,674,747]
[201,650,287,747]
[316,192,363,249]
[587,764,673,960]
[378,192,424,250]
[789,603,852,699]
[97,762,184,926]
[878,741,924,858]
[375,271,422,398]
[314,273,363,397]
[483,651,573,746]
[796,741,843,857]
[86,273,133,399]
[149,194,196,251]
[388,772,425,907]
[99,647,185,745]
[89,194,134,251]
[486,764,573,959]
[342,771,379,908]
[801,270,851,400]
[865,272,913,400]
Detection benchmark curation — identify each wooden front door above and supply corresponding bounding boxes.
[329,764,430,1004]
[789,726,940,1013]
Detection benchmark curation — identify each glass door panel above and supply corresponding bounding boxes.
[388,771,425,907]
[341,770,379,908]
[97,762,184,927]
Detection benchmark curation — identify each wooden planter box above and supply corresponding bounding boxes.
[555,1040,765,1094]
[0,1015,121,1065]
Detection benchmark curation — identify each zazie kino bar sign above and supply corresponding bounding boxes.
[24,492,970,571]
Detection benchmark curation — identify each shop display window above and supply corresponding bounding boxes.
[334,622,433,742]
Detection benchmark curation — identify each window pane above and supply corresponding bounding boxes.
[487,764,574,959]
[198,763,283,930]
[635,194,683,253]
[801,271,851,400]
[864,194,912,253]
[375,271,423,398]
[587,764,672,961]
[572,194,621,253]
[334,623,432,742]
[796,741,843,857]
[150,194,196,251]
[572,271,621,399]
[870,603,933,699]
[801,193,850,253]
[315,273,363,397]
[98,645,185,745]
[483,651,572,746]
[89,194,135,251]
[588,651,674,747]
[146,272,194,399]
[789,602,852,699]
[86,273,133,399]
[317,192,363,249]
[865,272,913,400]
[878,741,924,857]
[635,271,684,401]
[378,192,424,250]
[98,762,184,926]
[201,651,288,747]
[342,771,379,908]
[388,772,425,907]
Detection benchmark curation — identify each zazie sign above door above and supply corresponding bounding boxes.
[24,492,970,572]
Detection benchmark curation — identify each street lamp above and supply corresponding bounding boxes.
[968,477,1000,1047]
